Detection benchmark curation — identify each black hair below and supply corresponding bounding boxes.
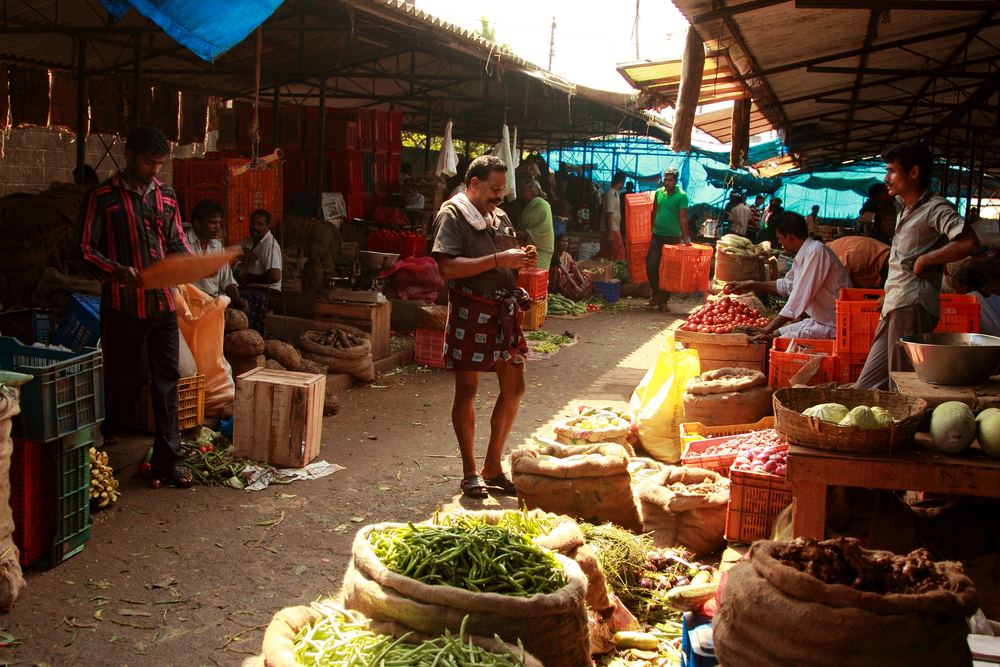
[465,155,508,186]
[250,209,272,226]
[125,125,170,156]
[73,164,99,185]
[772,211,809,240]
[663,168,679,179]
[883,141,933,189]
[191,199,223,222]
[954,266,988,293]
[611,171,626,186]
[811,205,820,212]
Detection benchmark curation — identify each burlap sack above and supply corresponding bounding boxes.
[511,442,642,533]
[682,384,773,426]
[341,523,590,667]
[0,389,26,612]
[258,604,544,667]
[636,467,730,556]
[415,305,448,331]
[552,411,635,456]
[300,324,374,382]
[714,247,762,283]
[713,540,978,667]
[685,367,767,395]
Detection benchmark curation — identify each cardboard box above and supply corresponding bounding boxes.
[577,260,614,281]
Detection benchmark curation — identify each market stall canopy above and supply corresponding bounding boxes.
[692,103,772,145]
[665,0,1000,178]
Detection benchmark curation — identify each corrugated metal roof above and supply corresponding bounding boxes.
[668,0,1000,178]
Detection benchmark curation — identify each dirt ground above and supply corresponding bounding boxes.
[1,298,699,666]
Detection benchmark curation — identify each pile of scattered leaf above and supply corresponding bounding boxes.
[177,428,285,489]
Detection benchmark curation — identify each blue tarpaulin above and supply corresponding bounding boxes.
[98,0,283,62]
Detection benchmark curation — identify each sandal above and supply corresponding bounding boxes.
[483,472,517,496]
[153,463,193,488]
[460,474,489,499]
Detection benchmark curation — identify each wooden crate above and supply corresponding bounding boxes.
[233,368,325,468]
[675,330,770,375]
[315,299,392,360]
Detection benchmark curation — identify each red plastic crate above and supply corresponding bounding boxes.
[623,192,653,243]
[367,230,426,260]
[415,328,445,368]
[683,436,787,479]
[658,243,712,293]
[375,109,390,152]
[725,466,792,543]
[345,194,377,221]
[516,268,549,301]
[627,240,649,283]
[10,438,57,566]
[388,153,402,194]
[835,288,884,356]
[933,293,980,333]
[836,353,867,385]
[173,157,242,194]
[389,110,403,154]
[282,149,316,200]
[374,152,390,195]
[328,150,365,194]
[768,338,838,390]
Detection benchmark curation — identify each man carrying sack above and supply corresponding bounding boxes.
[432,156,534,499]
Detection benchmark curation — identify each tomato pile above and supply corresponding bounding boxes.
[679,296,770,334]
[586,303,602,312]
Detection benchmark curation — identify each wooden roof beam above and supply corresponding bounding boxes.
[796,0,1000,9]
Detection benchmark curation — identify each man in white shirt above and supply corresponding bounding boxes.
[185,199,247,310]
[595,172,626,260]
[237,209,282,334]
[728,195,752,238]
[729,211,852,339]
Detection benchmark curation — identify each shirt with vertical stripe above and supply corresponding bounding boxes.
[76,171,193,319]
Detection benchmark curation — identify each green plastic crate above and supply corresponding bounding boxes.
[36,428,92,567]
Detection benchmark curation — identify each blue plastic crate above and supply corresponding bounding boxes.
[594,279,621,303]
[0,308,53,345]
[681,612,719,667]
[553,216,568,235]
[1,336,104,442]
[53,294,101,351]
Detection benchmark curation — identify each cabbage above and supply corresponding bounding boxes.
[839,405,881,428]
[802,403,850,423]
[871,406,894,427]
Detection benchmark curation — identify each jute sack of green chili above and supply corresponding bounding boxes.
[341,522,590,667]
[255,602,545,667]
[511,442,642,533]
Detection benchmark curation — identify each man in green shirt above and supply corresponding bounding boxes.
[647,168,691,310]
[518,179,554,271]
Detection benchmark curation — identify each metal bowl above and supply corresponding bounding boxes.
[898,332,1000,385]
[358,251,399,273]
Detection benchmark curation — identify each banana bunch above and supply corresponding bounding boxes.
[89,447,120,508]
[548,293,587,316]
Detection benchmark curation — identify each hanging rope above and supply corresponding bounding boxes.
[251,26,262,161]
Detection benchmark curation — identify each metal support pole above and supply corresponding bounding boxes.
[966,131,978,218]
[273,81,280,149]
[131,31,141,129]
[316,76,326,218]
[76,35,88,185]
[424,107,432,171]
[942,131,952,203]
[464,125,471,160]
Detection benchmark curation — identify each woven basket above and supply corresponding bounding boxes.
[773,388,928,453]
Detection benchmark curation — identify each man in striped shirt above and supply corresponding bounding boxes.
[76,126,195,487]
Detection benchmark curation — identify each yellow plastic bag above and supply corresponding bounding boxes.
[173,284,235,418]
[629,340,701,463]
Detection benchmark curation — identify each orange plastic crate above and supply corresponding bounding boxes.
[836,353,868,385]
[627,240,649,283]
[768,338,838,390]
[414,328,445,368]
[623,192,653,242]
[725,466,793,543]
[517,269,549,302]
[933,293,980,333]
[835,288,884,356]
[658,243,712,293]
[523,298,547,331]
[122,375,205,434]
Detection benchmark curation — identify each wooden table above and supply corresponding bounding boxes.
[787,434,1000,539]
[891,371,1000,410]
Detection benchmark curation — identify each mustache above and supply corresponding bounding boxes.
[487,197,503,204]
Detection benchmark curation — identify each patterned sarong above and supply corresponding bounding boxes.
[444,283,531,371]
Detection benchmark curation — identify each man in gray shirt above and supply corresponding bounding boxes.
[855,142,979,391]
[431,156,533,499]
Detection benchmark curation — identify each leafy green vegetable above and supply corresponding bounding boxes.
[526,331,551,341]
[839,405,881,428]
[802,403,849,423]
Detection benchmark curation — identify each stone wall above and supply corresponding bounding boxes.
[0,126,205,198]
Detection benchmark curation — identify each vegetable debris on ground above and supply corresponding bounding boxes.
[175,427,285,488]
[369,523,567,596]
[294,604,531,667]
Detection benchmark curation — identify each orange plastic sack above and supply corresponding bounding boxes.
[173,284,235,417]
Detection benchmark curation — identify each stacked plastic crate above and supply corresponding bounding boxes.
[623,192,653,282]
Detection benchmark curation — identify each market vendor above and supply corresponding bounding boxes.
[236,209,282,335]
[550,234,595,301]
[185,199,248,310]
[518,178,555,271]
[827,235,892,289]
[431,155,533,499]
[647,168,691,312]
[594,171,626,260]
[729,211,851,339]
[950,266,1000,337]
[855,142,980,391]
[75,125,194,487]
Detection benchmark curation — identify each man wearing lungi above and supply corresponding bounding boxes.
[432,156,534,499]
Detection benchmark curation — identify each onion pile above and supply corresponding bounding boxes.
[679,297,770,334]
[733,444,788,477]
